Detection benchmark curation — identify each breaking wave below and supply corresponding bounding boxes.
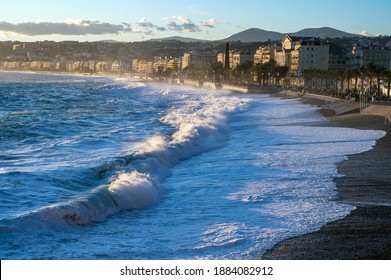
[2,90,248,227]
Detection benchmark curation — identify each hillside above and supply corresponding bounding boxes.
[150,36,209,43]
[291,27,356,38]
[222,27,358,42]
[221,28,284,42]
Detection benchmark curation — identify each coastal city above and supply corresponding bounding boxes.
[3,0,391,278]
[1,32,391,101]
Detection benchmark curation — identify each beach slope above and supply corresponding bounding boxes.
[263,96,391,260]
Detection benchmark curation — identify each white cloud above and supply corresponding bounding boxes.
[127,29,142,34]
[174,16,192,24]
[165,16,201,33]
[358,30,374,37]
[167,21,183,32]
[137,18,154,28]
[182,22,201,33]
[200,18,218,28]
[144,29,155,36]
[0,20,133,36]
[156,26,166,31]
[0,16,218,38]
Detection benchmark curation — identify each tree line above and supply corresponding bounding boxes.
[156,58,391,102]
[302,63,391,101]
[182,60,289,86]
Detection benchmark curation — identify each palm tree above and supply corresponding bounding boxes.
[232,61,253,84]
[313,69,321,91]
[365,63,378,95]
[264,60,277,86]
[320,70,329,92]
[344,68,353,97]
[351,67,361,97]
[302,69,312,90]
[274,66,288,86]
[359,65,367,93]
[376,66,388,99]
[252,60,278,86]
[252,63,263,86]
[328,70,340,97]
[211,62,224,84]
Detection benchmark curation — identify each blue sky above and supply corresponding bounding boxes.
[1,0,390,41]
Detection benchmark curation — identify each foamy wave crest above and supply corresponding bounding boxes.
[7,172,159,226]
[4,89,249,227]
[9,186,118,226]
[135,135,169,156]
[108,171,159,209]
[103,77,146,90]
[124,81,146,89]
[162,94,248,151]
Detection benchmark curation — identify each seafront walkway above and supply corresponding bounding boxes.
[177,78,391,123]
[280,89,391,123]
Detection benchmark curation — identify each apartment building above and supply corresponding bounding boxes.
[232,52,253,69]
[351,42,391,69]
[297,38,329,74]
[167,57,180,71]
[132,59,153,74]
[276,35,329,79]
[111,60,131,73]
[218,51,253,69]
[254,45,280,64]
[328,42,349,71]
[95,61,112,72]
[182,52,216,70]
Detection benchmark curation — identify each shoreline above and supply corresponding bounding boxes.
[3,70,391,259]
[262,92,391,259]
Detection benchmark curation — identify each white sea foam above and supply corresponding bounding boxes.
[218,98,386,257]
[6,86,249,226]
[112,77,146,89]
[108,171,159,210]
[199,223,246,249]
[1,75,388,259]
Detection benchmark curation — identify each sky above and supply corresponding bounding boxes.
[1,0,390,42]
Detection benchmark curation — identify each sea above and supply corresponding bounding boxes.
[0,72,385,260]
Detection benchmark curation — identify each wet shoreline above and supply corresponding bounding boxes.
[262,95,391,259]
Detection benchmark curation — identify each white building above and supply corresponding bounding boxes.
[217,51,253,69]
[182,52,217,70]
[278,35,329,75]
[351,43,391,69]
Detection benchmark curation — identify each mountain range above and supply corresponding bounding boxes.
[150,36,209,43]
[153,27,359,43]
[222,27,357,42]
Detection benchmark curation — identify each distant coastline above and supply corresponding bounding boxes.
[2,68,390,121]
